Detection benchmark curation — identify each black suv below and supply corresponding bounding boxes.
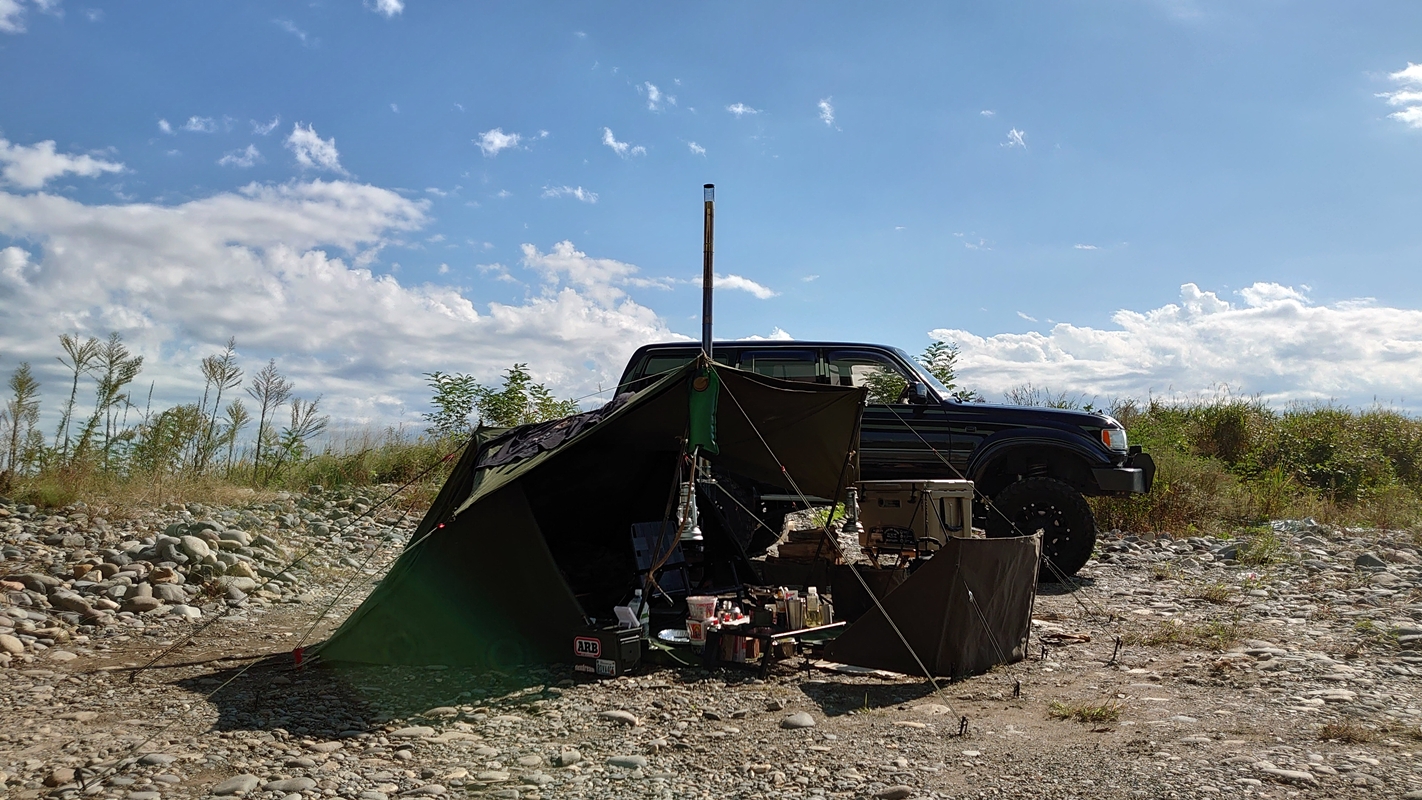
[617,341,1155,577]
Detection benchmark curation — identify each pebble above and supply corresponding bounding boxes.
[607,755,649,769]
[263,777,318,792]
[598,709,639,726]
[212,774,261,795]
[781,712,816,729]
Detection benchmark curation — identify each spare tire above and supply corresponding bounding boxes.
[984,477,1097,580]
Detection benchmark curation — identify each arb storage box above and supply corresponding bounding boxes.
[571,627,642,677]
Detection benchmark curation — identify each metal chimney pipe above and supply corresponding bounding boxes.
[701,184,715,359]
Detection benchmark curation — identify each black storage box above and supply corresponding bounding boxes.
[571,626,642,677]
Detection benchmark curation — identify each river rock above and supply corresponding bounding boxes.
[212,774,261,795]
[781,712,816,729]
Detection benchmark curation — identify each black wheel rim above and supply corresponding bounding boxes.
[1013,502,1073,560]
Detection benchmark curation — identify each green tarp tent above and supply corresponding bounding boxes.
[315,361,864,668]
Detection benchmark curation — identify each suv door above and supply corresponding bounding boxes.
[825,348,955,480]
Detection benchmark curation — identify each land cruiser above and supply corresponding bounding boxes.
[617,340,1155,578]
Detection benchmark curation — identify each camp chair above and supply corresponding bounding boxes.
[630,521,690,601]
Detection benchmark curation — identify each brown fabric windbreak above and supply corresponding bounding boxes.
[316,362,864,666]
[822,534,1040,679]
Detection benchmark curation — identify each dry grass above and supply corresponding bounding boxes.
[1124,614,1249,652]
[1048,700,1123,724]
[1319,720,1378,743]
[1188,582,1236,604]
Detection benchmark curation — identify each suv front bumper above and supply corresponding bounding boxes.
[1092,452,1156,495]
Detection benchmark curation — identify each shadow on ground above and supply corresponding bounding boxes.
[797,678,938,717]
[1036,575,1097,596]
[172,655,561,738]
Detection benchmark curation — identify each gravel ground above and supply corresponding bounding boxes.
[3,492,1421,800]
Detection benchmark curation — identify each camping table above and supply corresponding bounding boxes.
[704,622,847,677]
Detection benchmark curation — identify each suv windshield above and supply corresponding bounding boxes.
[892,347,953,399]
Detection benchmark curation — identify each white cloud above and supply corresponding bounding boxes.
[743,327,794,341]
[540,185,598,203]
[182,116,217,133]
[980,110,995,117]
[158,119,173,135]
[217,144,262,169]
[687,141,706,156]
[1074,243,1098,250]
[1003,128,1027,149]
[1380,62,1422,129]
[475,128,521,157]
[714,273,776,299]
[818,98,835,127]
[601,127,645,157]
[727,103,760,118]
[285,123,345,173]
[369,0,403,17]
[274,18,309,44]
[0,182,679,427]
[0,0,56,33]
[424,187,447,197]
[931,282,1422,408]
[437,263,449,275]
[801,274,819,282]
[252,116,281,136]
[0,138,124,189]
[644,82,663,111]
[1017,311,1037,322]
[390,103,399,113]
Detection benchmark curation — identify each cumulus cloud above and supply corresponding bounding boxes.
[540,185,598,203]
[1380,62,1422,129]
[714,273,776,299]
[818,98,835,127]
[727,103,760,117]
[217,144,262,169]
[0,0,57,33]
[1074,243,1098,250]
[931,283,1422,408]
[158,119,173,135]
[980,110,995,117]
[687,141,706,156]
[183,116,217,133]
[286,123,345,173]
[1003,128,1027,149]
[0,138,124,190]
[601,127,645,157]
[0,182,679,427]
[743,327,794,341]
[475,128,521,157]
[369,0,403,17]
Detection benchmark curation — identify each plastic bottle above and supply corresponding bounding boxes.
[633,589,650,638]
[806,587,822,627]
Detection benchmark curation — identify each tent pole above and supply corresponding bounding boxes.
[701,183,715,360]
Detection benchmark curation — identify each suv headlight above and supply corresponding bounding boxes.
[1101,428,1128,452]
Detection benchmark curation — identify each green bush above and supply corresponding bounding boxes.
[1095,396,1422,534]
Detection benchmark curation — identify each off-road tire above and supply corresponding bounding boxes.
[984,477,1097,581]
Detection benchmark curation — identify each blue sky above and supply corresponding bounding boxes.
[2,0,1421,426]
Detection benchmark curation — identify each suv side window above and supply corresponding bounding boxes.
[738,349,818,383]
[826,349,913,400]
[622,349,732,393]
